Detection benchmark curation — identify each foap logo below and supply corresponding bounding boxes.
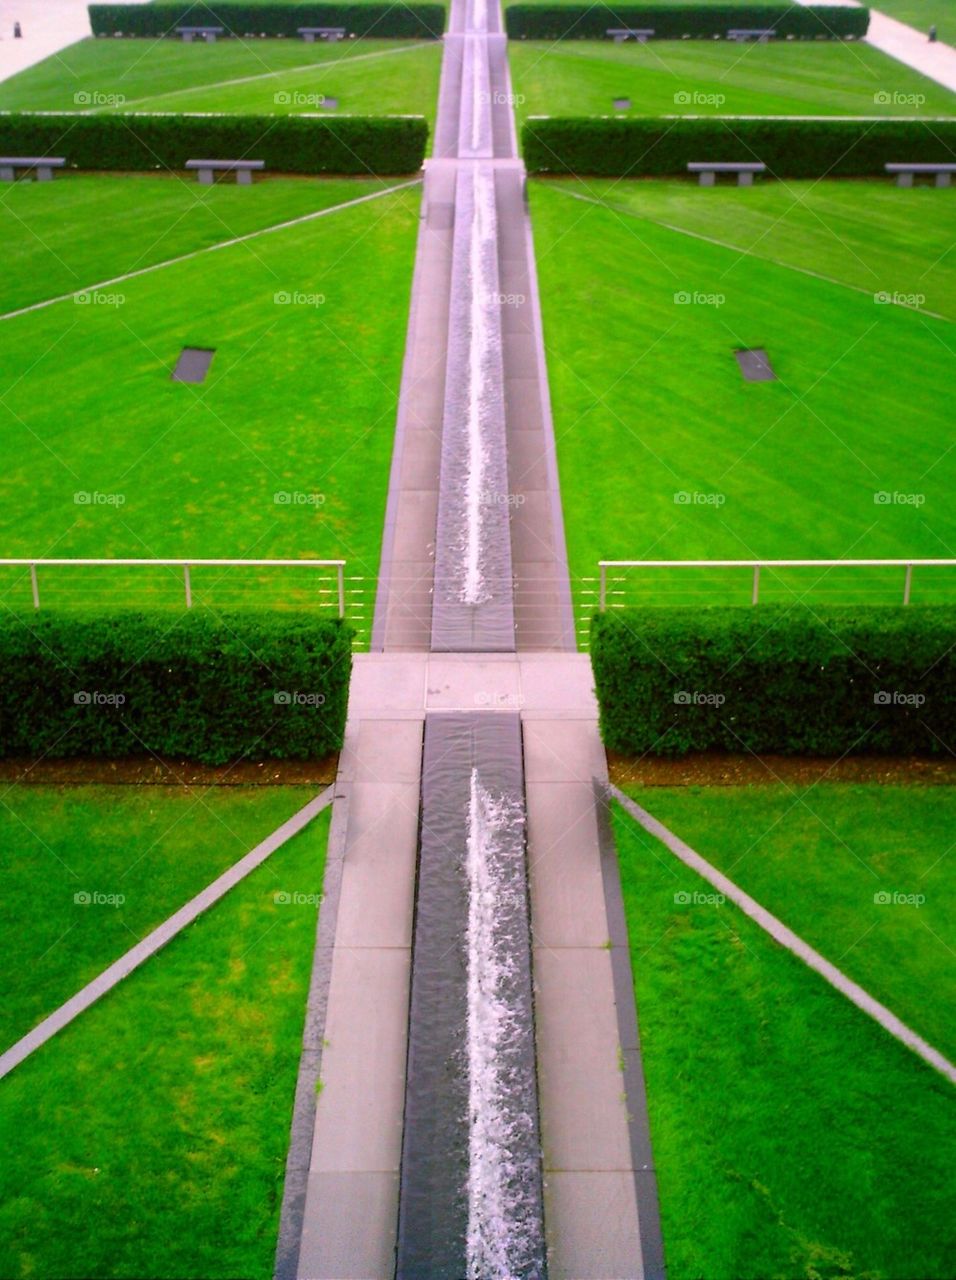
[874,690,925,707]
[674,290,725,307]
[274,691,327,707]
[874,90,926,108]
[480,490,526,508]
[74,491,126,506]
[874,291,925,308]
[75,290,125,308]
[674,490,725,507]
[74,90,127,107]
[674,90,726,108]
[874,890,926,907]
[487,291,526,307]
[274,890,323,906]
[274,490,325,506]
[274,91,328,107]
[74,890,126,906]
[873,491,925,507]
[274,290,325,307]
[74,690,126,707]
[479,90,526,107]
[674,889,726,906]
[474,691,525,710]
[674,690,725,707]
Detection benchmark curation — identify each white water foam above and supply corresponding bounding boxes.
[465,767,535,1279]
[461,168,498,604]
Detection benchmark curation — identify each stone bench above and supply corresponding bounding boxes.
[0,156,66,182]
[688,161,766,187]
[175,26,223,43]
[728,27,776,41]
[185,159,265,186]
[885,162,956,188]
[298,26,347,41]
[607,27,654,42]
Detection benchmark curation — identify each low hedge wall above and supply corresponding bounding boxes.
[0,611,352,764]
[505,4,868,40]
[523,116,956,177]
[0,112,428,175]
[591,606,956,757]
[89,3,445,38]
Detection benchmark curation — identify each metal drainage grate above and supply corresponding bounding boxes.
[735,347,776,382]
[171,347,215,384]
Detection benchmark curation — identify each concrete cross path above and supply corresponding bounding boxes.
[0,0,150,83]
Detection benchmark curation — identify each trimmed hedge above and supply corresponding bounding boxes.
[0,112,428,175]
[523,115,956,177]
[591,606,956,757]
[0,611,352,764]
[89,3,445,38]
[505,4,868,40]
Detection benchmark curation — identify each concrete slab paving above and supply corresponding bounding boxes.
[0,0,148,83]
[297,1171,401,1280]
[544,1173,644,1280]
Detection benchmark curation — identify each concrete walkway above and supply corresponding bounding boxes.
[867,10,956,91]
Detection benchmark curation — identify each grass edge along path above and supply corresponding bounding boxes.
[611,784,956,1085]
[0,786,334,1082]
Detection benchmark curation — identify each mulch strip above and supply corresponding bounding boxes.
[0,755,338,787]
[607,751,956,788]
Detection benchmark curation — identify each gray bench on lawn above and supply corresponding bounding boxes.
[607,27,654,41]
[886,161,956,188]
[185,159,265,186]
[298,26,346,41]
[0,156,65,182]
[728,27,776,41]
[176,25,223,42]
[688,161,765,186]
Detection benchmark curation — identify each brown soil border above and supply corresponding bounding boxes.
[607,752,956,788]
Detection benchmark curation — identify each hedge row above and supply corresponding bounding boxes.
[0,112,428,175]
[590,607,956,757]
[0,611,352,765]
[523,116,956,177]
[89,3,445,38]
[505,4,868,40]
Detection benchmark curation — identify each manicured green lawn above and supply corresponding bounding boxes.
[0,37,442,124]
[0,177,419,629]
[623,783,956,1060]
[0,785,321,1054]
[509,39,956,124]
[613,799,956,1280]
[0,176,396,314]
[529,178,956,617]
[0,800,329,1280]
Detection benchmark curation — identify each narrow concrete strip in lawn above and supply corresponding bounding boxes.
[0,179,421,324]
[611,784,956,1087]
[0,784,334,1082]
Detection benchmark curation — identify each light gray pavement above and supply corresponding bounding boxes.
[0,0,149,82]
[793,0,956,89]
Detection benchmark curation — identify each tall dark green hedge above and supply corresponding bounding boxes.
[523,116,956,177]
[0,611,352,764]
[590,606,956,757]
[0,112,428,175]
[505,4,868,39]
[89,3,445,38]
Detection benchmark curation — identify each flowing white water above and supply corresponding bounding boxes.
[461,167,497,604]
[465,767,536,1279]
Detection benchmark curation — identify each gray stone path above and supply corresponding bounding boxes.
[793,0,956,88]
[0,786,334,1082]
[613,786,956,1088]
[0,0,150,82]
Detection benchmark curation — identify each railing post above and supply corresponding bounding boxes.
[599,563,607,611]
[30,563,39,610]
[904,563,913,606]
[184,564,192,609]
[337,564,345,619]
[752,564,760,605]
